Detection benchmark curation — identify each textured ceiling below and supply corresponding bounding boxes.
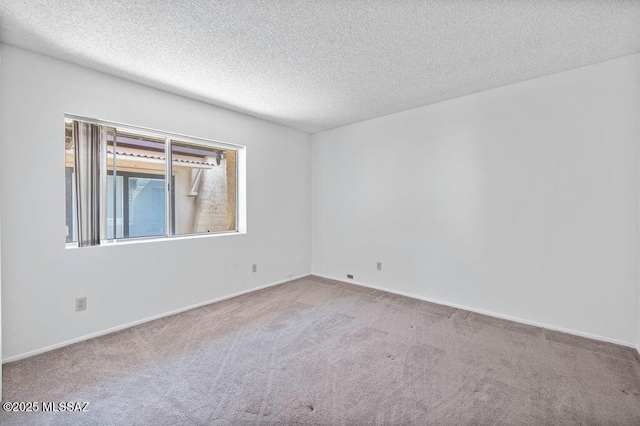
[1,1,640,133]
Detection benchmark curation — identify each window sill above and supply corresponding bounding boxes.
[65,230,245,249]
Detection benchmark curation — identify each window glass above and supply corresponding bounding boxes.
[128,176,165,238]
[65,166,78,243]
[171,141,237,235]
[65,118,241,246]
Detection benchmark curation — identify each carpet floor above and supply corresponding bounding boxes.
[2,275,640,425]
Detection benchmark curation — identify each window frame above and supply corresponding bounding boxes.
[65,114,245,248]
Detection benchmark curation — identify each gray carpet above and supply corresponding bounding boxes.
[2,275,640,425]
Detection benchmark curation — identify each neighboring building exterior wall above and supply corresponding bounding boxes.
[226,150,237,231]
[193,155,230,233]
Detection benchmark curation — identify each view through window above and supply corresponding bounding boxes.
[65,118,240,246]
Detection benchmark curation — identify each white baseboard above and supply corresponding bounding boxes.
[3,273,311,364]
[311,273,636,349]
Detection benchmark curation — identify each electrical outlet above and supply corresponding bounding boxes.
[377,262,382,271]
[347,274,354,279]
[76,297,87,312]
[252,264,258,273]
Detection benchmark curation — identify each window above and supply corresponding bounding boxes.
[65,116,243,247]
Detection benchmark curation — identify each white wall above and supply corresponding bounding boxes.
[0,45,311,360]
[312,54,640,346]
[2,44,638,361]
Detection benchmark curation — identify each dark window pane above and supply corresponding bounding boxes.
[128,177,166,238]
